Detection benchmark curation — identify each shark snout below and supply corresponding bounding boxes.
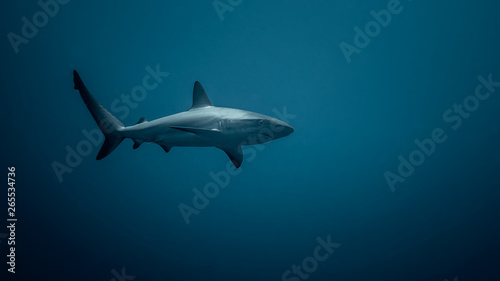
[269,120,294,139]
[280,123,294,136]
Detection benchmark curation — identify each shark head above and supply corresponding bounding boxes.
[220,110,294,145]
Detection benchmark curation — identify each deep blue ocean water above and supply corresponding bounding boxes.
[1,1,500,280]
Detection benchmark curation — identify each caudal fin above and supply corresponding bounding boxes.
[73,70,124,160]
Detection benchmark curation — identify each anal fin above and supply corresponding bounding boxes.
[133,139,144,149]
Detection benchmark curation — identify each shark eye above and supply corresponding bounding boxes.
[258,119,265,126]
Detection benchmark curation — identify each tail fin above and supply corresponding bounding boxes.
[73,70,124,160]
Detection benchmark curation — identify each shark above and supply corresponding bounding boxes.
[73,70,294,168]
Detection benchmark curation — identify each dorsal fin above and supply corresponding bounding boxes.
[135,117,147,124]
[190,81,212,110]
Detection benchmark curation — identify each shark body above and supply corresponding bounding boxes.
[73,71,294,167]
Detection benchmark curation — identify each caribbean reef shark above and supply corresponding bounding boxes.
[73,71,294,167]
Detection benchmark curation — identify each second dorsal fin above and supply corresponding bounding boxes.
[135,117,147,124]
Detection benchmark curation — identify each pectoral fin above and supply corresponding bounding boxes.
[218,145,243,168]
[171,126,221,137]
